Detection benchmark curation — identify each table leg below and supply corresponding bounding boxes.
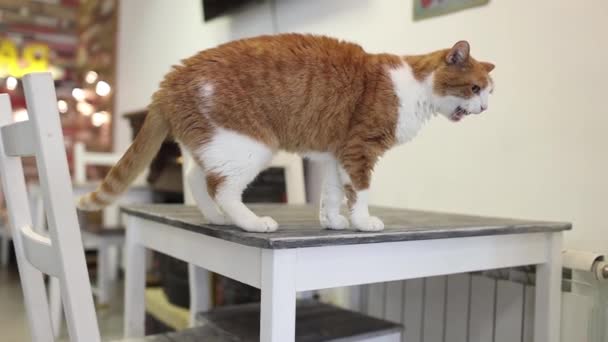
[97,242,111,306]
[188,263,211,326]
[260,249,297,342]
[1,235,9,267]
[534,232,562,342]
[124,223,146,338]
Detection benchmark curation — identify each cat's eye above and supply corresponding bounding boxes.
[471,85,481,94]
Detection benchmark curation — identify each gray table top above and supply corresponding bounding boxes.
[121,204,571,249]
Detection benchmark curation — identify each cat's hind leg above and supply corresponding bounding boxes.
[338,148,384,232]
[196,128,278,232]
[185,162,228,225]
[319,157,349,230]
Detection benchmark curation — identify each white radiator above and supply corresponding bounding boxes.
[344,266,608,342]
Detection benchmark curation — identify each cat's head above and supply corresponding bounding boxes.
[431,41,495,122]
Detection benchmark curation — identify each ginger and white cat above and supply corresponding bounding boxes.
[78,34,495,232]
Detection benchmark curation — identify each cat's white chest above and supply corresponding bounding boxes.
[389,64,434,145]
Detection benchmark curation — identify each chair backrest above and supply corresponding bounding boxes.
[73,141,148,186]
[0,73,101,342]
[73,142,121,184]
[270,151,306,204]
[73,142,151,227]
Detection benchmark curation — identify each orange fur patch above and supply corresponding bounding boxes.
[206,172,226,199]
[344,184,356,210]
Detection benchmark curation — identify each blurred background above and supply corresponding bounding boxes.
[1,0,607,341]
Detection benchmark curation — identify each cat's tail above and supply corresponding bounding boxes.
[77,106,169,211]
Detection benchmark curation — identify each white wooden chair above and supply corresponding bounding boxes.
[0,189,43,268]
[1,185,45,268]
[73,142,120,185]
[268,151,307,204]
[16,142,151,274]
[0,73,102,341]
[0,73,235,342]
[46,132,153,338]
[72,141,152,292]
[71,141,131,306]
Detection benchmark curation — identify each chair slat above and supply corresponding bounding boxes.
[1,121,35,156]
[74,141,121,184]
[22,73,101,342]
[19,225,59,277]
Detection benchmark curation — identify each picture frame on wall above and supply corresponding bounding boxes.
[413,0,489,21]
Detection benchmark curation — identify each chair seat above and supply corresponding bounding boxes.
[120,300,401,342]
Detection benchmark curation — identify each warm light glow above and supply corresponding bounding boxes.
[76,101,94,116]
[57,100,68,114]
[85,70,98,84]
[72,88,85,101]
[6,76,17,91]
[91,111,110,127]
[13,109,28,122]
[95,81,111,96]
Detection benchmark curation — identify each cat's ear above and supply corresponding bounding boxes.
[446,41,470,65]
[481,62,495,73]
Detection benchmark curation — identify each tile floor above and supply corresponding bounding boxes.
[0,265,30,341]
[0,258,125,341]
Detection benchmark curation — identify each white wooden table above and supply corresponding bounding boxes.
[121,204,570,342]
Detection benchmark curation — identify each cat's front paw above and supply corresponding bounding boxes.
[320,214,350,230]
[352,216,385,232]
[207,215,231,225]
[239,216,279,233]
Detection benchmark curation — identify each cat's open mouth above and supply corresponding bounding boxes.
[450,107,470,122]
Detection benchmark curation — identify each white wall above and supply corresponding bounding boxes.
[116,0,608,253]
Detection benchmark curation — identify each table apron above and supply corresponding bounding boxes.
[126,215,554,293]
[294,232,552,291]
[127,216,263,288]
